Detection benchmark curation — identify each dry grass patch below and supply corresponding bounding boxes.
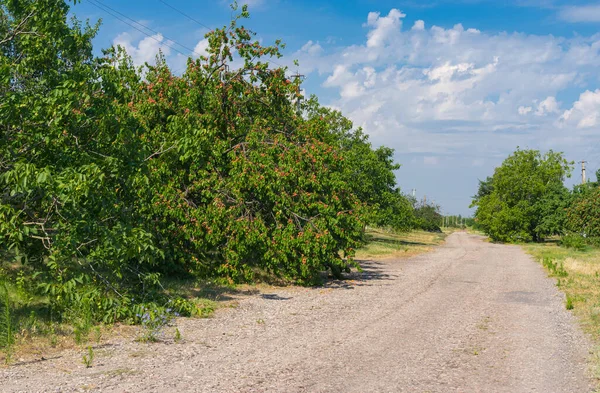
[356,228,447,260]
[524,242,600,382]
[524,243,600,338]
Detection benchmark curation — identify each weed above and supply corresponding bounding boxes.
[82,346,94,368]
[542,257,568,277]
[0,282,15,364]
[256,318,265,325]
[174,327,182,343]
[93,326,102,344]
[356,229,447,260]
[49,324,58,347]
[136,307,177,343]
[566,295,575,310]
[71,298,94,345]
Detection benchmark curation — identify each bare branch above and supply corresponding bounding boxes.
[0,11,38,46]
[144,143,177,161]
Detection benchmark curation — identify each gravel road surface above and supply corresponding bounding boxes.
[1,232,594,392]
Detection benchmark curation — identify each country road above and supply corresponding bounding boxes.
[1,232,594,392]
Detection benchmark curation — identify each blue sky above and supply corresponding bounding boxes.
[70,0,600,216]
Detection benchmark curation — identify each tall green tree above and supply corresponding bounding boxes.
[472,149,572,242]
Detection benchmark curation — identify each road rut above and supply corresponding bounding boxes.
[1,232,594,392]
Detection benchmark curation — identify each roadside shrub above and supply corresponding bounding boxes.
[560,234,587,251]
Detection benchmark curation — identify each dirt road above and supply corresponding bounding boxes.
[1,232,594,392]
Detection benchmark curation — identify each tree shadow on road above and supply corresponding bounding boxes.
[321,259,397,289]
[366,237,430,247]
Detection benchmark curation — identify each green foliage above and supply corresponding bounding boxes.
[560,234,587,251]
[542,257,568,277]
[136,306,174,343]
[566,295,574,310]
[567,186,600,238]
[82,345,94,368]
[472,148,572,242]
[412,200,442,232]
[0,282,14,364]
[0,0,414,329]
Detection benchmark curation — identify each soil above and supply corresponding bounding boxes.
[1,232,594,392]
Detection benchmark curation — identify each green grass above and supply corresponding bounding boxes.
[355,228,448,260]
[0,262,219,363]
[524,242,600,381]
[524,242,600,337]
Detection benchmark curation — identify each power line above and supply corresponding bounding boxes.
[157,0,214,31]
[88,0,202,58]
[88,0,300,79]
[156,0,289,70]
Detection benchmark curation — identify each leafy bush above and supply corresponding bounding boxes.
[0,283,14,364]
[560,234,587,251]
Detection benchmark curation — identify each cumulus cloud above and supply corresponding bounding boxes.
[518,106,533,115]
[560,89,600,128]
[365,9,406,48]
[289,10,600,157]
[301,40,323,56]
[412,20,425,31]
[113,32,172,66]
[193,38,210,57]
[284,9,600,213]
[534,96,560,116]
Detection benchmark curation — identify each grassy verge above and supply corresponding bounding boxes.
[524,243,600,338]
[524,242,600,382]
[355,228,448,260]
[0,274,218,365]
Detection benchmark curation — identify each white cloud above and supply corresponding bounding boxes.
[559,5,600,23]
[560,89,600,128]
[412,20,425,31]
[301,40,323,56]
[113,32,172,66]
[193,38,210,57]
[288,9,600,161]
[534,96,560,116]
[365,9,406,48]
[283,8,600,214]
[518,106,533,115]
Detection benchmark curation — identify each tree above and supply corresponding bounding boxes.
[1,0,414,322]
[472,149,572,242]
[303,97,414,232]
[567,186,600,238]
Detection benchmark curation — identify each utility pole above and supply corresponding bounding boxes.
[412,189,416,198]
[581,161,587,184]
[423,195,427,205]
